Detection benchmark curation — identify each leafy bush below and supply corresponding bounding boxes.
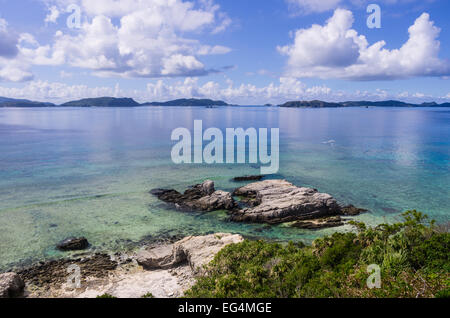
[186,211,449,298]
[96,293,117,298]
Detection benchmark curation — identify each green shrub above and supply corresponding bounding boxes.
[435,288,450,298]
[96,293,117,298]
[186,211,449,298]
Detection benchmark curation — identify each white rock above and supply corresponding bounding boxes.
[232,180,341,224]
[137,233,244,275]
[173,233,244,274]
[0,272,25,298]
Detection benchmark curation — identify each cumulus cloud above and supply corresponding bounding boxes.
[145,77,337,105]
[0,61,33,82]
[0,19,19,58]
[0,78,446,104]
[0,80,119,101]
[278,9,450,80]
[0,77,331,104]
[0,19,34,82]
[25,0,232,79]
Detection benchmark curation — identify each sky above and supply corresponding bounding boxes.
[0,0,449,105]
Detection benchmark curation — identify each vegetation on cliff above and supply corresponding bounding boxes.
[186,211,449,298]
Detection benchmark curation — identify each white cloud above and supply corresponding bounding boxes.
[0,78,330,104]
[10,0,232,81]
[0,19,34,82]
[278,9,450,80]
[0,80,118,101]
[0,78,446,104]
[45,6,60,23]
[0,60,34,82]
[0,19,19,58]
[146,76,336,104]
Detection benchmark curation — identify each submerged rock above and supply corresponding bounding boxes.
[151,180,235,212]
[57,237,89,251]
[292,216,344,230]
[340,205,368,216]
[233,175,264,182]
[0,272,25,298]
[137,233,244,274]
[231,180,341,224]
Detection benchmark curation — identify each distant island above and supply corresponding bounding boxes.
[0,97,55,108]
[141,98,229,106]
[0,97,229,108]
[279,100,450,108]
[1,96,449,108]
[60,97,140,107]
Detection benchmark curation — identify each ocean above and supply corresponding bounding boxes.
[0,106,449,270]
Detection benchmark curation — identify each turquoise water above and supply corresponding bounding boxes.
[0,106,449,270]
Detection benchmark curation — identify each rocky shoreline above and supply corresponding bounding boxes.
[1,233,243,298]
[1,178,368,299]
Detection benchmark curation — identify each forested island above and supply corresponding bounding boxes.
[141,98,229,106]
[1,96,450,108]
[279,100,450,108]
[0,97,229,107]
[60,97,140,107]
[0,97,55,107]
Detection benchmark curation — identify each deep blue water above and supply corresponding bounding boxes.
[0,106,449,269]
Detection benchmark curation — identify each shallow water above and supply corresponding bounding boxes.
[0,106,449,270]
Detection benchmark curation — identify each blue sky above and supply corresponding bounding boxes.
[0,0,449,104]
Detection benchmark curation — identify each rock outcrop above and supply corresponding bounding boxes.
[57,237,89,251]
[151,180,235,212]
[151,179,367,230]
[231,180,341,224]
[0,272,25,298]
[137,233,244,274]
[136,244,174,270]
